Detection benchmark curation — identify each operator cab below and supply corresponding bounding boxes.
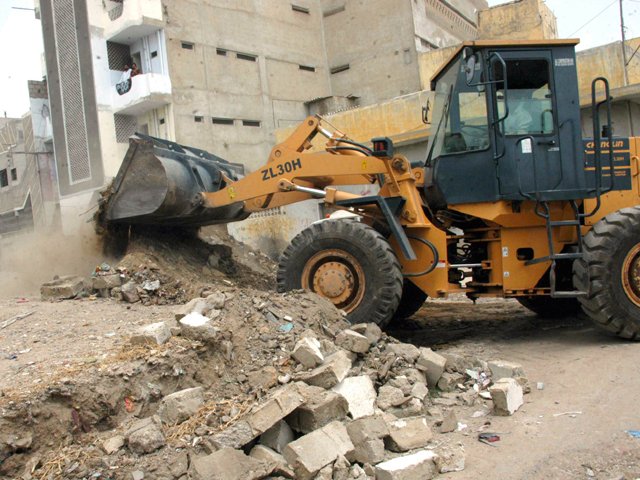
[424,39,589,208]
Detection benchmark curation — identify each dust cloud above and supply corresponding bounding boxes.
[0,224,107,298]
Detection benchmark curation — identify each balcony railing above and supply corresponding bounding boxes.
[104,0,164,43]
[111,73,172,116]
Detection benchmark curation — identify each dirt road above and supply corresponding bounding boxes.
[390,298,640,480]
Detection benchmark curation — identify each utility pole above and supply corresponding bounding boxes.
[620,0,629,86]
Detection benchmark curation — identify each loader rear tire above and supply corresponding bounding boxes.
[516,296,580,318]
[392,280,428,321]
[573,206,640,340]
[277,220,403,327]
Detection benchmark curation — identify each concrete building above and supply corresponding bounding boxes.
[35,0,487,238]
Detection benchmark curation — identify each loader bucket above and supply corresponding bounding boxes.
[105,134,249,227]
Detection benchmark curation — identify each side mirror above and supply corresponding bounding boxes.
[465,54,481,84]
[422,99,431,124]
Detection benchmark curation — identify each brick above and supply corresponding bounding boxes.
[287,388,348,433]
[489,378,523,416]
[375,450,439,480]
[331,375,376,419]
[385,417,433,452]
[416,348,446,387]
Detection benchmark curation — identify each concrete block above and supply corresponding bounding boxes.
[282,421,354,480]
[437,372,465,392]
[400,368,427,385]
[376,385,406,411]
[386,398,424,419]
[386,343,420,363]
[91,274,122,291]
[179,312,219,343]
[247,382,306,435]
[442,352,468,373]
[489,378,523,416]
[387,376,413,395]
[352,438,385,464]
[335,329,370,353]
[189,448,271,480]
[126,416,165,454]
[350,322,382,345]
[332,375,376,419]
[291,337,324,369]
[174,298,207,320]
[249,445,295,478]
[410,382,429,401]
[259,420,294,454]
[130,322,171,346]
[385,417,433,452]
[210,420,254,449]
[488,360,526,380]
[416,348,447,387]
[158,387,204,425]
[205,291,226,310]
[40,275,85,299]
[346,414,389,445]
[102,435,125,454]
[287,388,348,433]
[296,350,352,389]
[375,450,439,480]
[121,281,140,303]
[436,444,466,473]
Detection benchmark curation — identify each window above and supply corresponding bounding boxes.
[159,118,165,125]
[330,64,350,74]
[10,168,17,182]
[242,120,261,127]
[181,41,194,50]
[493,58,553,135]
[194,116,204,123]
[212,117,234,125]
[291,4,310,14]
[236,52,257,62]
[216,48,227,56]
[0,169,8,187]
[299,65,316,72]
[151,51,158,58]
[442,91,490,155]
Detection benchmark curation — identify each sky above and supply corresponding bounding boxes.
[0,0,638,119]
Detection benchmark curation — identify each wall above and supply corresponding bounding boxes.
[477,0,557,40]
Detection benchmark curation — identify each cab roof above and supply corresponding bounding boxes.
[430,38,580,88]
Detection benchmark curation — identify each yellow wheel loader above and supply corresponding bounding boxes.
[105,40,640,339]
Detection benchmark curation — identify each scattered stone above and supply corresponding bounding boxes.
[102,435,125,454]
[283,421,355,480]
[41,275,85,300]
[489,378,524,416]
[291,337,324,369]
[335,329,370,354]
[91,274,122,292]
[386,343,420,363]
[439,410,458,433]
[288,388,348,433]
[249,445,295,478]
[247,382,307,435]
[385,398,424,419]
[142,280,160,291]
[121,281,141,303]
[174,298,207,320]
[442,352,467,373]
[131,471,144,480]
[537,382,545,390]
[436,444,466,473]
[375,450,439,480]
[352,438,385,464]
[387,376,413,396]
[210,420,254,449]
[488,360,526,380]
[332,375,376,419]
[179,312,219,343]
[189,448,271,480]
[416,348,447,387]
[295,350,353,389]
[158,387,204,425]
[205,291,226,310]
[350,323,382,345]
[385,417,433,452]
[437,372,465,392]
[401,368,427,385]
[346,414,389,445]
[126,416,165,454]
[248,366,279,390]
[376,385,406,411]
[260,420,294,454]
[333,455,351,480]
[130,322,171,346]
[410,382,429,401]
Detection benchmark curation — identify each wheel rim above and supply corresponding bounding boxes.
[621,243,640,307]
[301,249,366,313]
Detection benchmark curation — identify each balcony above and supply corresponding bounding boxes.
[104,0,164,44]
[112,73,172,116]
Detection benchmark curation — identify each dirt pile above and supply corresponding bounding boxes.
[0,286,532,480]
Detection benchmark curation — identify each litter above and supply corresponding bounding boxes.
[553,411,582,417]
[478,432,500,446]
[1,311,36,330]
[278,322,294,333]
[626,430,640,438]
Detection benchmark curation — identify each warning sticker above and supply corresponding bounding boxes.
[554,58,574,67]
[521,138,532,154]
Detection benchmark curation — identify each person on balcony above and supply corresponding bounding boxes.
[131,63,140,77]
[116,65,132,95]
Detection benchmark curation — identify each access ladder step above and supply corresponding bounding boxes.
[525,252,583,266]
[551,290,588,298]
[548,220,582,227]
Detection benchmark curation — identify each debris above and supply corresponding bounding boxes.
[376,385,406,411]
[478,432,501,446]
[437,372,465,392]
[126,416,166,454]
[335,329,371,354]
[142,279,160,291]
[102,435,125,454]
[385,417,433,452]
[131,470,145,480]
[130,321,172,346]
[386,343,421,363]
[375,450,439,480]
[489,378,523,416]
[40,275,85,299]
[553,411,583,418]
[295,350,353,389]
[159,387,205,425]
[175,297,208,320]
[249,444,295,478]
[350,322,382,345]
[291,337,324,369]
[278,322,294,333]
[260,420,294,453]
[439,410,458,434]
[0,310,36,331]
[436,444,466,473]
[120,280,141,303]
[626,430,640,438]
[179,312,219,343]
[288,387,349,433]
[332,375,377,419]
[189,447,271,480]
[416,348,447,387]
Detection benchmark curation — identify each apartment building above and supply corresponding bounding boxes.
[36,0,487,234]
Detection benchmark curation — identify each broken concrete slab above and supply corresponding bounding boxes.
[437,372,465,392]
[352,438,385,465]
[436,444,466,473]
[295,350,353,389]
[260,420,294,454]
[335,329,370,354]
[282,421,355,480]
[375,450,439,480]
[40,275,85,300]
[130,322,171,346]
[210,420,254,449]
[488,360,526,380]
[189,448,272,480]
[247,382,307,435]
[174,298,207,321]
[249,445,295,478]
[91,273,122,292]
[287,388,348,433]
[376,385,406,411]
[126,416,165,454]
[416,348,447,387]
[120,281,140,303]
[410,382,429,401]
[331,375,376,419]
[291,337,324,369]
[158,387,204,425]
[386,343,421,363]
[350,322,382,345]
[179,312,219,343]
[102,435,125,454]
[489,377,523,416]
[388,376,413,396]
[385,417,433,452]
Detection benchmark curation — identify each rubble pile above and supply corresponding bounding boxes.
[1,284,531,480]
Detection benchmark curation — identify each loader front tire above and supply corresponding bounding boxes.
[277,220,403,327]
[573,206,640,340]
